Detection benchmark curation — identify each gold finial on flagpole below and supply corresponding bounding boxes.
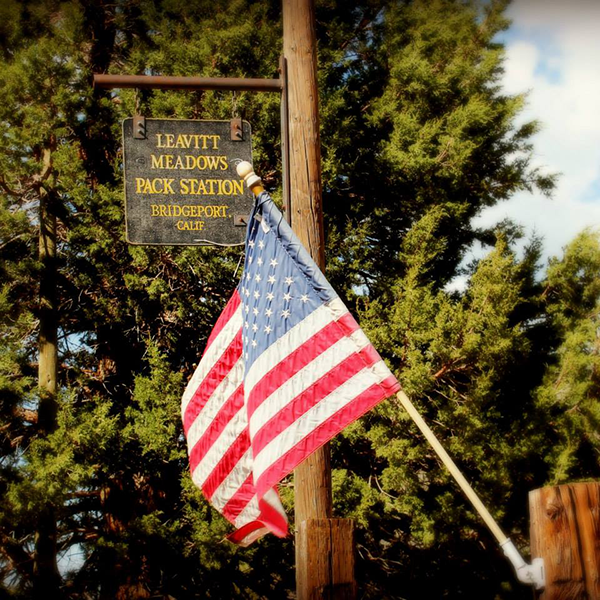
[236,161,264,196]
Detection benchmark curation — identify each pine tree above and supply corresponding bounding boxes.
[534,230,600,483]
[0,1,288,597]
[321,0,555,299]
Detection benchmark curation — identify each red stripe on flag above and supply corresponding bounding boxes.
[227,520,267,546]
[222,473,256,521]
[257,495,288,538]
[251,345,381,456]
[255,375,400,497]
[202,292,241,356]
[246,312,359,418]
[183,331,242,434]
[226,493,289,544]
[188,384,244,473]
[201,428,251,499]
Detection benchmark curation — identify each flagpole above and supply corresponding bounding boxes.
[236,161,544,590]
[237,162,264,196]
[395,390,545,589]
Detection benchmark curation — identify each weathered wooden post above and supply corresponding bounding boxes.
[282,0,356,597]
[530,482,600,599]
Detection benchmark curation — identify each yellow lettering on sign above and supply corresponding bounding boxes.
[175,134,193,148]
[203,155,223,170]
[176,220,205,231]
[150,154,229,171]
[193,179,208,195]
[234,180,244,195]
[150,204,228,218]
[178,178,245,195]
[155,133,220,149]
[151,154,165,169]
[134,178,175,194]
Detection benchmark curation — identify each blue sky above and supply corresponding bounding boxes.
[472,0,600,265]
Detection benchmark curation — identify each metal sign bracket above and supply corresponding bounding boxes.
[132,114,146,139]
[230,117,243,141]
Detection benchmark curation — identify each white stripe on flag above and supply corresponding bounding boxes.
[370,356,396,382]
[252,363,390,480]
[181,305,243,417]
[191,408,248,489]
[245,298,347,395]
[233,487,285,529]
[248,332,370,438]
[185,356,244,455]
[262,487,286,518]
[234,494,261,528]
[210,447,253,511]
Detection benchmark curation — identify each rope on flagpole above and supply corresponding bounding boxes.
[395,390,545,590]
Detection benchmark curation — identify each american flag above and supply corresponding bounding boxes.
[181,192,400,545]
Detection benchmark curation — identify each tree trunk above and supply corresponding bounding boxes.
[33,147,61,598]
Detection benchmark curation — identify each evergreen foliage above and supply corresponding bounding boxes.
[0,1,597,598]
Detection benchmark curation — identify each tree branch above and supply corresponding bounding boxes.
[13,406,39,424]
[0,233,29,251]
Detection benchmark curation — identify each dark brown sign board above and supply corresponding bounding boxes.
[122,118,253,245]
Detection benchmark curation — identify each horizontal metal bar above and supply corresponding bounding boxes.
[93,73,282,92]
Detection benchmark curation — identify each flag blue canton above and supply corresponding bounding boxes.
[239,193,337,372]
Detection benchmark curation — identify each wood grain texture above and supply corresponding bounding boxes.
[530,483,600,599]
[282,0,325,270]
[283,0,332,523]
[296,519,356,600]
[283,2,356,598]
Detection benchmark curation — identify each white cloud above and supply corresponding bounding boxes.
[473,0,600,265]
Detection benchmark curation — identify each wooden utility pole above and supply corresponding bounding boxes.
[530,482,600,599]
[282,1,356,598]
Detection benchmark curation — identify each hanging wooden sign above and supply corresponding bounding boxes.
[122,118,253,245]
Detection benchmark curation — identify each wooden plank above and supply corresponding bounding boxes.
[330,519,357,599]
[530,482,600,599]
[282,0,326,270]
[571,483,600,598]
[296,519,356,600]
